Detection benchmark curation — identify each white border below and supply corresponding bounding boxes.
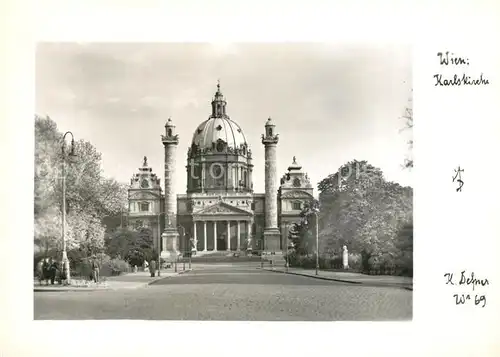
[2,1,500,356]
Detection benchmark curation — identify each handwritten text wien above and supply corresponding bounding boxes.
[434,51,489,87]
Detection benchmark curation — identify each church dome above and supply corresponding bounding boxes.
[190,82,249,155]
[191,117,247,151]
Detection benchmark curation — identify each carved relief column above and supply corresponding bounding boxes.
[226,220,231,251]
[262,117,281,255]
[203,220,207,252]
[213,221,218,251]
[161,118,180,261]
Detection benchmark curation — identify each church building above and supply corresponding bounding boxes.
[127,83,314,260]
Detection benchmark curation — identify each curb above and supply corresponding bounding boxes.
[262,268,413,291]
[147,269,192,286]
[34,286,111,292]
[34,270,193,292]
[264,268,361,285]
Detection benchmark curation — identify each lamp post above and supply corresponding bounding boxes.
[61,131,77,284]
[311,206,320,276]
[177,225,186,271]
[157,212,166,277]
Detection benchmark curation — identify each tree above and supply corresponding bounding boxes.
[316,160,413,273]
[317,160,387,252]
[285,199,319,257]
[105,228,137,259]
[34,114,128,256]
[400,96,413,169]
[393,220,413,276]
[105,227,155,267]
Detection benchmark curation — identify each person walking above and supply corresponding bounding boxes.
[91,256,100,283]
[48,257,58,285]
[42,258,50,285]
[36,259,45,285]
[149,259,157,278]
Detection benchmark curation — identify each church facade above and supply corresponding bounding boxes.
[127,84,314,259]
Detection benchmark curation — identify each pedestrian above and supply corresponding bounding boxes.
[48,257,58,285]
[149,259,156,277]
[36,259,45,285]
[91,256,100,283]
[42,258,50,285]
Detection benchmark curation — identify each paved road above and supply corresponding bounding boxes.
[34,263,412,320]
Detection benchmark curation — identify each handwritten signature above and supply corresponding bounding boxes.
[444,271,489,291]
[444,270,490,308]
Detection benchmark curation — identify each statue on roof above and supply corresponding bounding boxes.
[143,156,148,167]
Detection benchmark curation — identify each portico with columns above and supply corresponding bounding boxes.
[191,218,252,252]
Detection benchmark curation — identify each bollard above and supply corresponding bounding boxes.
[174,261,178,273]
[183,261,185,271]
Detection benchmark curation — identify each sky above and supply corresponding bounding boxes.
[35,43,413,195]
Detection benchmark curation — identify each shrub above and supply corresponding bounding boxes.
[348,253,362,271]
[367,255,380,274]
[394,251,413,277]
[319,257,332,270]
[105,257,131,276]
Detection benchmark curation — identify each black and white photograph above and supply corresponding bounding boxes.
[34,42,413,321]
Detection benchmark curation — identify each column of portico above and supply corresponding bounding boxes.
[246,221,251,250]
[193,221,197,252]
[237,221,241,251]
[226,221,231,251]
[203,221,207,252]
[213,221,218,251]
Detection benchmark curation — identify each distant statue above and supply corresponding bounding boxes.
[166,215,172,228]
[293,156,297,163]
[143,156,148,166]
[342,245,349,269]
[246,236,252,250]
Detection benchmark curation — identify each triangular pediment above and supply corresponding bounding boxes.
[197,201,251,216]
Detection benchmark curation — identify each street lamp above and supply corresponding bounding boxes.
[157,212,166,277]
[61,131,77,284]
[312,206,320,276]
[177,225,187,271]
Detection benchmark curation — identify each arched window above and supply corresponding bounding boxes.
[244,171,248,187]
[268,128,273,136]
[167,128,172,136]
